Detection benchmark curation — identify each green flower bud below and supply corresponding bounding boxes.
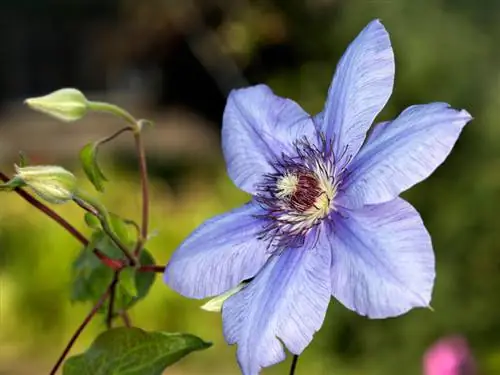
[25,88,88,122]
[15,165,77,204]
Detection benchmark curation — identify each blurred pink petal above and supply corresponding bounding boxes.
[423,336,476,375]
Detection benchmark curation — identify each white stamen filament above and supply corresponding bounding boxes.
[276,173,299,199]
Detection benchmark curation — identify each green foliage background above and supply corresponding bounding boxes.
[2,0,500,374]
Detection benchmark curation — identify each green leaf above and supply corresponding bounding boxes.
[18,151,29,167]
[109,213,133,246]
[71,231,156,312]
[80,142,107,192]
[83,212,100,229]
[119,267,138,298]
[63,328,211,375]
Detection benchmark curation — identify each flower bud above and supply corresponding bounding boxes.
[25,88,88,122]
[15,165,77,204]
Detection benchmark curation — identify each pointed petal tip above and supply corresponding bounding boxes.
[443,104,472,122]
[459,108,473,122]
[365,18,389,35]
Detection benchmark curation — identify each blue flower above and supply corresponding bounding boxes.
[164,19,472,375]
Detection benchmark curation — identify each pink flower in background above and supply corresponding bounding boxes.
[424,336,476,375]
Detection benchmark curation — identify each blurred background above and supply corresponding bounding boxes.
[0,0,498,374]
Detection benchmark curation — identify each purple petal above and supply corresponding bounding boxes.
[340,103,472,208]
[320,19,394,161]
[222,233,331,375]
[329,198,434,318]
[222,84,317,194]
[163,202,271,299]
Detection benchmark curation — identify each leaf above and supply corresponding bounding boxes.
[18,151,29,167]
[84,212,100,229]
[109,213,133,246]
[83,212,134,246]
[119,267,138,298]
[71,230,156,312]
[63,327,212,375]
[80,142,107,192]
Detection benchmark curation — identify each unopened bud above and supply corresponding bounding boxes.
[25,88,88,122]
[15,165,77,204]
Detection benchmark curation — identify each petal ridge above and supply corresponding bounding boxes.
[321,19,395,161]
[329,198,435,318]
[163,201,271,299]
[223,233,331,375]
[341,103,472,208]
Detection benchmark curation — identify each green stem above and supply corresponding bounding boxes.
[74,191,136,265]
[87,101,138,130]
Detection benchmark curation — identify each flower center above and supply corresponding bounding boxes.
[256,137,339,249]
[277,172,323,212]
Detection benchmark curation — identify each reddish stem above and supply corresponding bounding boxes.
[120,311,132,328]
[49,276,118,375]
[0,172,90,246]
[133,130,149,257]
[137,264,165,273]
[0,171,126,270]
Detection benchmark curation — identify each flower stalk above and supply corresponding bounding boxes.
[73,191,137,265]
[49,274,118,375]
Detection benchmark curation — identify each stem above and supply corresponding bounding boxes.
[98,127,132,146]
[137,264,165,273]
[2,170,161,273]
[49,276,118,375]
[120,311,132,327]
[74,194,136,265]
[0,171,128,271]
[87,101,137,128]
[106,272,119,329]
[0,172,89,246]
[289,355,299,375]
[133,128,149,257]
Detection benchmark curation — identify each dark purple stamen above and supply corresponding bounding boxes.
[253,134,347,250]
[289,173,322,212]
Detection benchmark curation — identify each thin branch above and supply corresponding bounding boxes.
[0,171,125,270]
[133,129,149,257]
[289,355,299,375]
[0,171,89,246]
[73,195,136,266]
[106,272,119,329]
[137,264,165,273]
[98,126,132,146]
[120,311,132,328]
[49,276,118,375]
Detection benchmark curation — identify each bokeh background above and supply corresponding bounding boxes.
[0,0,498,374]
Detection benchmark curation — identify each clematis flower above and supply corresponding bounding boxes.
[423,336,476,375]
[164,19,472,375]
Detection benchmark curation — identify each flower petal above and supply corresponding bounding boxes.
[222,233,331,375]
[329,198,434,318]
[341,103,472,208]
[320,19,394,161]
[222,84,317,194]
[163,202,271,299]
